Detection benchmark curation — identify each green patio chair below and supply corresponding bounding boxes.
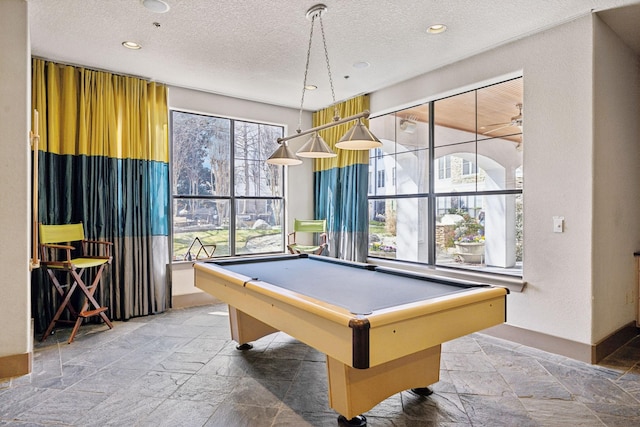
[287,219,328,255]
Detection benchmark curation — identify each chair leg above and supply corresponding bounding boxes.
[67,267,113,344]
[41,281,78,342]
[68,317,84,345]
[41,265,113,344]
[76,265,112,326]
[46,269,79,318]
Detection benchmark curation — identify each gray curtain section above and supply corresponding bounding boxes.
[152,236,171,312]
[326,231,369,262]
[112,235,170,320]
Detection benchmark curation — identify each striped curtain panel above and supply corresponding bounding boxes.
[31,59,170,332]
[313,95,370,262]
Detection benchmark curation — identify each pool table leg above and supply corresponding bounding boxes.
[228,306,278,347]
[326,345,441,420]
[337,414,367,426]
[410,387,434,396]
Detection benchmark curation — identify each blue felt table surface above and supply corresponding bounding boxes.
[210,256,479,315]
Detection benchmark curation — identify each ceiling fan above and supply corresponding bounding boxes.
[481,103,523,135]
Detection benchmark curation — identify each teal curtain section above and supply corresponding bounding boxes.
[314,163,369,262]
[32,151,170,332]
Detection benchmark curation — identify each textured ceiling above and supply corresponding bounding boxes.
[28,0,640,111]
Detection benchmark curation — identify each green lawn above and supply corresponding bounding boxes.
[173,228,281,259]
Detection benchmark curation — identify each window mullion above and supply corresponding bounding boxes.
[427,101,436,266]
[229,120,237,256]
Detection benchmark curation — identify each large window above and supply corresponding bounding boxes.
[171,111,285,261]
[367,78,523,276]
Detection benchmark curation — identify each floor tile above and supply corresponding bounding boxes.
[80,391,165,427]
[136,398,218,427]
[15,389,109,425]
[520,398,602,426]
[126,370,192,398]
[458,394,537,427]
[169,374,236,404]
[204,403,279,427]
[0,386,61,419]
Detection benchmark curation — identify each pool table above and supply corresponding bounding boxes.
[194,254,507,424]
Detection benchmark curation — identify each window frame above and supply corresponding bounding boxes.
[367,78,523,278]
[170,109,286,262]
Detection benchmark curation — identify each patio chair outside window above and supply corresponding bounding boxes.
[287,219,328,255]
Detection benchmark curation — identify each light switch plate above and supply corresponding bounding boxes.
[553,216,564,233]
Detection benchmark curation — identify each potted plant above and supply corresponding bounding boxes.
[453,213,485,263]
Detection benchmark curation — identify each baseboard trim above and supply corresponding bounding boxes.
[593,322,640,363]
[172,292,220,309]
[483,322,639,364]
[0,351,32,381]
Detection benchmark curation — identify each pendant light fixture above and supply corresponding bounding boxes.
[267,142,303,166]
[267,4,381,166]
[335,118,382,150]
[297,132,336,158]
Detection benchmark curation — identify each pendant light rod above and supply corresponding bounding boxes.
[277,110,371,144]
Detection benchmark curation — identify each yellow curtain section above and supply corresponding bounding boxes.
[32,58,168,162]
[313,95,370,172]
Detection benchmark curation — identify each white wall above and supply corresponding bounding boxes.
[0,0,31,362]
[592,16,640,342]
[371,14,640,346]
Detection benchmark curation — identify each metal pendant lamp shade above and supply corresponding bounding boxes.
[266,142,303,166]
[335,118,382,150]
[296,132,337,158]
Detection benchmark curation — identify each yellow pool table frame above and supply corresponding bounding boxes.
[194,257,507,420]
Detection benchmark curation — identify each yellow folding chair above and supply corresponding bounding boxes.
[39,222,114,343]
[287,219,328,255]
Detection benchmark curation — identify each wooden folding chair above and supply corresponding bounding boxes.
[287,219,328,255]
[39,222,114,343]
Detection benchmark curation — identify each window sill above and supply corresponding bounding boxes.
[368,258,526,293]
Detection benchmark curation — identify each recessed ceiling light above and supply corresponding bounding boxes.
[305,85,318,90]
[353,61,370,69]
[427,24,447,34]
[122,41,142,50]
[142,0,170,13]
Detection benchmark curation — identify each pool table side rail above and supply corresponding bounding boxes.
[367,286,507,327]
[375,265,495,288]
[366,290,506,367]
[211,253,375,270]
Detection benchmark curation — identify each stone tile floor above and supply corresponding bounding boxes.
[1,304,640,426]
